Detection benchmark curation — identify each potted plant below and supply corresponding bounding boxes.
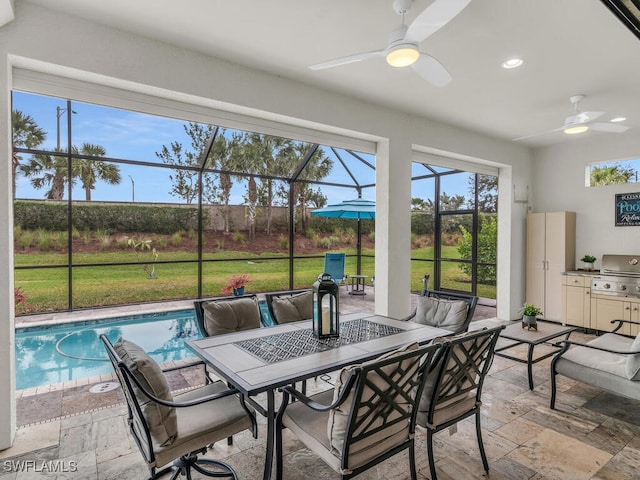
[580,255,597,271]
[222,273,250,296]
[520,303,543,331]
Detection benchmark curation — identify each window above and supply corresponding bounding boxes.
[588,159,640,186]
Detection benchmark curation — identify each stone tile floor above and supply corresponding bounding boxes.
[4,291,639,479]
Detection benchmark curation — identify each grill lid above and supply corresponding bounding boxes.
[601,254,640,276]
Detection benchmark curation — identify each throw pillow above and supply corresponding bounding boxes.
[114,337,177,447]
[202,296,261,336]
[626,332,640,380]
[414,297,468,332]
[271,291,313,323]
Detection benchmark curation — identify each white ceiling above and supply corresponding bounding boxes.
[22,0,640,148]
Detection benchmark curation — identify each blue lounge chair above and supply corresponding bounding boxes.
[324,252,347,287]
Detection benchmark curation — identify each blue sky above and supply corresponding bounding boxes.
[12,90,478,206]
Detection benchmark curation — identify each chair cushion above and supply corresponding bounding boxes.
[327,343,418,467]
[414,296,468,332]
[271,291,313,323]
[202,296,261,336]
[114,338,178,447]
[627,333,640,380]
[154,382,254,469]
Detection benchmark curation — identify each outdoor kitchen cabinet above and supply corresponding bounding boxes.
[590,294,640,336]
[562,274,591,328]
[526,211,576,322]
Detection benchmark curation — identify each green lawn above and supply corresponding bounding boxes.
[15,244,494,314]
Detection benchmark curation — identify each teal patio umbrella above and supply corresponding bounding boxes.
[311,198,375,274]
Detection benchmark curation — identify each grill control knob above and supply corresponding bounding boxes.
[620,285,627,291]
[603,283,611,289]
[636,286,640,292]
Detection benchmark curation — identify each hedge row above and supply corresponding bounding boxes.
[14,201,199,234]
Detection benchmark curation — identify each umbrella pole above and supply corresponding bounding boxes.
[357,218,362,275]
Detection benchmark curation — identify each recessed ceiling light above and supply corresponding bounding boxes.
[610,117,627,123]
[502,58,523,69]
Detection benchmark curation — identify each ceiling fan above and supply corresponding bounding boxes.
[513,94,630,141]
[308,0,471,87]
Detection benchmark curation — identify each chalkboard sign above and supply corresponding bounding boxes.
[615,193,640,226]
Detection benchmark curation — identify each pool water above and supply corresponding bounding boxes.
[15,309,202,390]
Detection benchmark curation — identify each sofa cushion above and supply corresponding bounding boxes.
[271,291,313,323]
[114,338,177,447]
[626,333,640,381]
[202,296,261,336]
[562,333,630,378]
[413,297,468,332]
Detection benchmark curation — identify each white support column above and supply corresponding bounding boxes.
[0,55,16,450]
[375,136,413,319]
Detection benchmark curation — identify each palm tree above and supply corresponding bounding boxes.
[209,131,243,233]
[20,143,116,200]
[11,110,46,198]
[590,164,635,186]
[73,143,120,201]
[19,153,69,200]
[238,133,296,238]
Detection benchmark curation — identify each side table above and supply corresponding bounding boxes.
[348,275,367,295]
[495,320,576,390]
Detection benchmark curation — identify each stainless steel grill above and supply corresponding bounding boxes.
[591,254,640,298]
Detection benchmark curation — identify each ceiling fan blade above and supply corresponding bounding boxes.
[309,50,384,70]
[405,0,471,43]
[567,110,604,124]
[411,53,452,86]
[512,126,564,142]
[589,123,630,133]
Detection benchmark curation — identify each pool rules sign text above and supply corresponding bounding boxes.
[615,193,640,226]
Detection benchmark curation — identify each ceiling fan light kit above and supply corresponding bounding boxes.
[564,124,589,135]
[386,44,420,67]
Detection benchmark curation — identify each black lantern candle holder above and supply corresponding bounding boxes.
[312,273,339,339]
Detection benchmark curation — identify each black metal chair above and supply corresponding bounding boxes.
[264,289,313,324]
[101,334,257,480]
[403,288,479,334]
[275,342,439,480]
[416,325,504,480]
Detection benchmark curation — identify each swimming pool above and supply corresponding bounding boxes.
[15,309,202,390]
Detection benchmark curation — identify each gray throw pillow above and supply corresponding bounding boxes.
[114,338,177,447]
[414,297,468,332]
[626,333,640,380]
[203,296,261,336]
[271,291,313,323]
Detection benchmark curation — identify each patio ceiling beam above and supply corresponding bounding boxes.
[290,143,319,182]
[331,147,360,188]
[199,125,220,172]
[346,150,376,171]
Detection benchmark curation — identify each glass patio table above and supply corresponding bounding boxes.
[186,311,450,480]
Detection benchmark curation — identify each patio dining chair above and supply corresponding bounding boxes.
[403,288,479,334]
[193,294,265,383]
[274,342,439,480]
[101,334,257,480]
[416,325,504,480]
[265,289,313,324]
